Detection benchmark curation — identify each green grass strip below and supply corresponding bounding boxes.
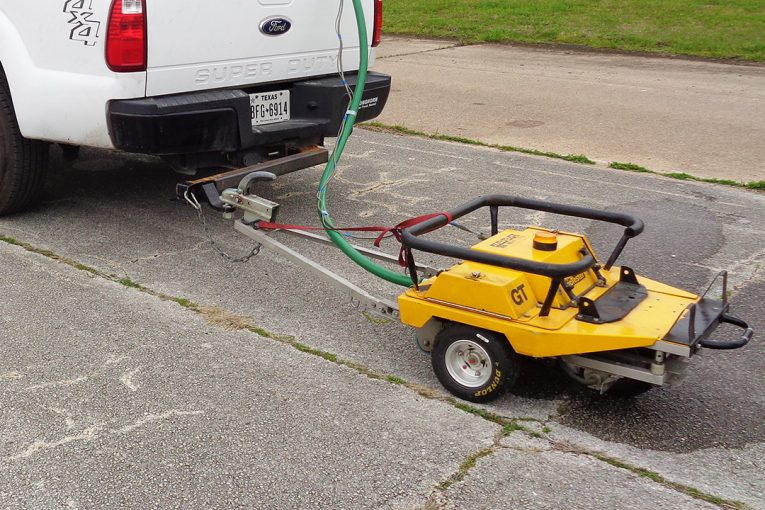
[384,0,765,61]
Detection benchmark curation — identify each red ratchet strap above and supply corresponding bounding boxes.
[256,212,453,267]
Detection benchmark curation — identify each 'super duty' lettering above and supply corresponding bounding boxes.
[196,63,274,85]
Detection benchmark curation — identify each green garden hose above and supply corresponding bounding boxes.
[317,0,413,287]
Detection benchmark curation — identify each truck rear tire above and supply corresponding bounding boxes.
[0,76,49,216]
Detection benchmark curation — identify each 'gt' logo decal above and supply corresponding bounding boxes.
[63,0,101,47]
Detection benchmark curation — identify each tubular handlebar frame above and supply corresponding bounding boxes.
[401,194,644,279]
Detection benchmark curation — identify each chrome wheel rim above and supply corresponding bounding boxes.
[444,340,492,388]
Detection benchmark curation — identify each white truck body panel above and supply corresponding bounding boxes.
[0,0,376,148]
[0,1,145,147]
[146,1,374,96]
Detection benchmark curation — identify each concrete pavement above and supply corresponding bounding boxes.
[0,240,720,510]
[1,133,764,508]
[374,37,765,183]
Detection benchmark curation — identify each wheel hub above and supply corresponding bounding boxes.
[444,340,492,388]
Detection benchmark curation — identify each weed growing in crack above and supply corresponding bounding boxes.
[172,297,198,310]
[502,421,527,434]
[118,278,143,290]
[665,172,694,180]
[609,161,650,172]
[0,235,21,246]
[438,447,495,490]
[362,311,393,325]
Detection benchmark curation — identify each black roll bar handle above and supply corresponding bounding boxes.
[700,314,754,350]
[401,194,644,279]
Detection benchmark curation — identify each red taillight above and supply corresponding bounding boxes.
[106,0,147,72]
[372,0,383,47]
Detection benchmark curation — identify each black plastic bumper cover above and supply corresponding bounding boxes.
[108,72,391,155]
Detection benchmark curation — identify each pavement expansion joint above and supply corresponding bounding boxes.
[0,235,749,509]
[543,438,749,510]
[377,43,463,61]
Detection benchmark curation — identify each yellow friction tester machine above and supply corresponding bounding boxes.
[397,195,752,402]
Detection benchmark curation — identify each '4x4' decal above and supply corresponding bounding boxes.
[63,0,101,47]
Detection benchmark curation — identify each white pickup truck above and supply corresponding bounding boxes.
[0,0,389,215]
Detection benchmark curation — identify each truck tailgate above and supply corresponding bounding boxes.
[145,0,376,96]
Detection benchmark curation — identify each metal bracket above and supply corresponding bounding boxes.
[219,171,280,223]
[234,221,400,319]
[221,190,280,223]
[619,265,639,285]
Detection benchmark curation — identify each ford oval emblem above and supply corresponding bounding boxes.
[260,17,292,36]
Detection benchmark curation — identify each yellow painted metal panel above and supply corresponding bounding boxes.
[398,268,699,358]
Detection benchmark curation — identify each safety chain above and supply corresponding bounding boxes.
[184,191,261,263]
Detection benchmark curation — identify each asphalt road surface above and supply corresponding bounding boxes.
[1,130,763,508]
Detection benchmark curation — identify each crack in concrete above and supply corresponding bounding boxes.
[350,179,399,197]
[420,428,747,510]
[22,376,89,392]
[8,425,103,461]
[119,368,141,392]
[377,43,463,60]
[334,168,431,214]
[6,410,205,462]
[112,410,204,435]
[128,240,209,264]
[0,371,23,381]
[47,407,77,430]
[543,439,748,509]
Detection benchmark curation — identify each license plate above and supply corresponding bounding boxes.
[250,90,290,126]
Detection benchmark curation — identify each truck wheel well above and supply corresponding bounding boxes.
[0,62,12,99]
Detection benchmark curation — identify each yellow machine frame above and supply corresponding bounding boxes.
[393,195,751,401]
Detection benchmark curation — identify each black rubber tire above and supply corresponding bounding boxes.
[432,324,520,403]
[607,378,655,398]
[0,73,49,216]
